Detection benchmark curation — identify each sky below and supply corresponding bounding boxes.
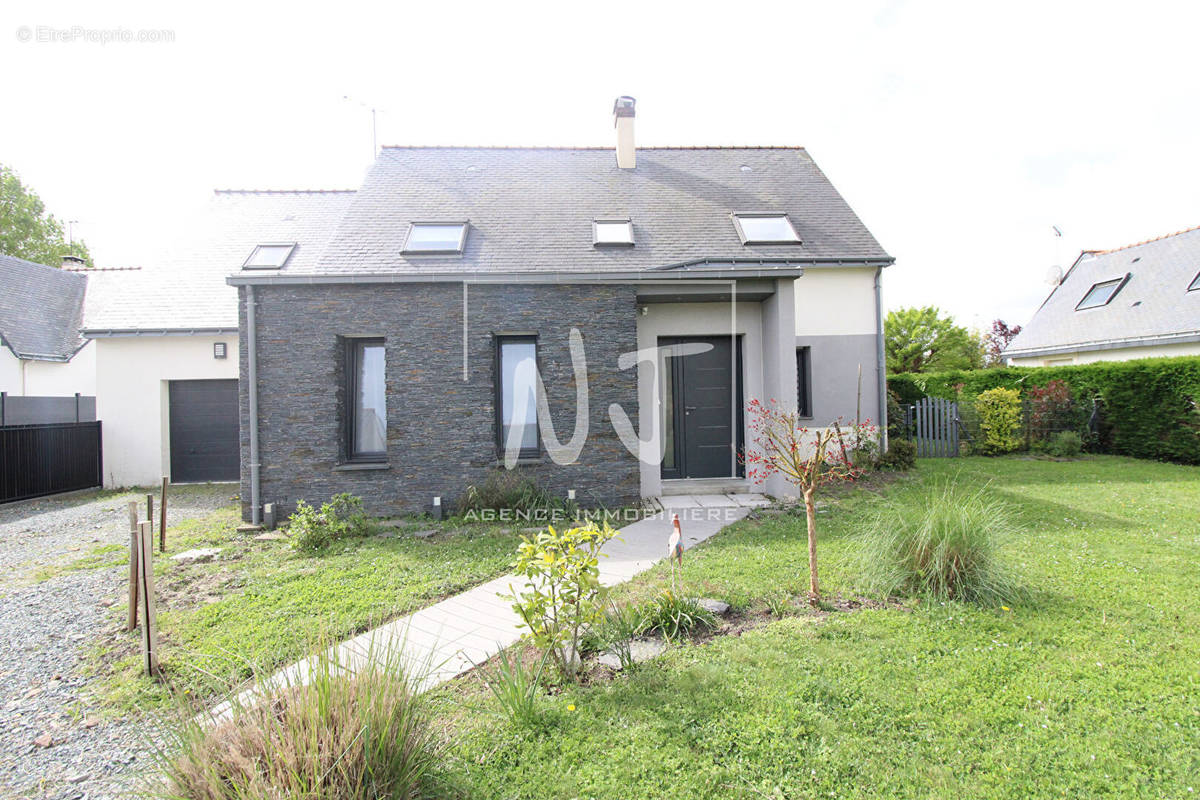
[2,0,1199,330]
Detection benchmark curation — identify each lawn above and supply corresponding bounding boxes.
[436,456,1200,799]
[85,506,523,712]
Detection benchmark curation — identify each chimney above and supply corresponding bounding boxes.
[613,96,636,169]
[61,254,86,269]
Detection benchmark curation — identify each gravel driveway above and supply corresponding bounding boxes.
[0,485,234,800]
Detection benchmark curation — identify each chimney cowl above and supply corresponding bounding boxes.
[61,254,86,269]
[612,95,636,124]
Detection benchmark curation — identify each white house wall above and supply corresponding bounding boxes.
[1009,340,1200,367]
[0,341,96,397]
[94,335,239,488]
[0,347,20,395]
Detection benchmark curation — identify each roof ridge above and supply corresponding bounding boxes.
[0,251,87,278]
[213,189,358,195]
[1090,223,1200,254]
[378,145,808,151]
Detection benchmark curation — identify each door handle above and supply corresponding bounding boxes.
[684,405,697,415]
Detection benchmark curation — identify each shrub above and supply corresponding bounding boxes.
[975,387,1023,454]
[503,522,619,679]
[289,493,371,554]
[856,482,1025,605]
[460,470,564,514]
[479,647,549,729]
[634,590,716,642]
[877,438,916,470]
[152,641,439,799]
[1045,430,1083,458]
[1027,379,1076,439]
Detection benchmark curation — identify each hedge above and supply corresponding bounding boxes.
[887,356,1200,464]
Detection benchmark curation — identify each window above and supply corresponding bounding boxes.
[796,347,812,417]
[732,214,800,244]
[496,336,539,458]
[345,338,386,460]
[1189,271,1200,292]
[243,243,296,269]
[402,222,468,254]
[1076,274,1130,310]
[593,219,634,246]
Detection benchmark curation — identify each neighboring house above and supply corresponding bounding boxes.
[0,252,95,399]
[1006,226,1200,366]
[81,189,355,487]
[228,98,894,522]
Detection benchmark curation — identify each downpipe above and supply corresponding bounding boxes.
[247,286,262,525]
[874,266,888,450]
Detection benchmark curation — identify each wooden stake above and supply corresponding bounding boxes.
[137,521,160,677]
[159,477,169,552]
[146,494,154,536]
[127,501,139,631]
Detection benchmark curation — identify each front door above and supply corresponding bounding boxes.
[660,336,744,480]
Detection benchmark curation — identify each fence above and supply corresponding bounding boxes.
[0,421,103,503]
[909,396,960,457]
[0,393,96,426]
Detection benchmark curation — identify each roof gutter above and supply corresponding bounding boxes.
[82,327,238,339]
[1004,330,1200,360]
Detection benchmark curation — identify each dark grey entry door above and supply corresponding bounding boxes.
[661,337,743,480]
[168,379,239,482]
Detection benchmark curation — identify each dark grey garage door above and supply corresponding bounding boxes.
[168,380,239,483]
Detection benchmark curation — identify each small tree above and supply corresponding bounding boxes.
[743,399,871,602]
[982,319,1023,367]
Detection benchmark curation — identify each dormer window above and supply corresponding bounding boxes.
[732,214,800,245]
[593,219,634,247]
[1076,274,1130,310]
[1189,271,1200,292]
[243,243,296,269]
[402,222,469,254]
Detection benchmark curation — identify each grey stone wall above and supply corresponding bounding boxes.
[238,283,640,519]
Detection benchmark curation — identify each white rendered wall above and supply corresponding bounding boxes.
[0,341,95,396]
[1009,340,1200,367]
[0,347,20,394]
[795,267,879,336]
[94,335,239,488]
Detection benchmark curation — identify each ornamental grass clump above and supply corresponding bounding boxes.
[856,482,1025,606]
[150,639,440,800]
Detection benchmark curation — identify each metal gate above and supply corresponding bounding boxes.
[0,422,103,503]
[912,396,960,458]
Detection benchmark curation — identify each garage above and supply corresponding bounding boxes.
[168,379,239,482]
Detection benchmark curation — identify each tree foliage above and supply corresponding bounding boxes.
[885,306,982,374]
[982,319,1023,367]
[0,164,90,267]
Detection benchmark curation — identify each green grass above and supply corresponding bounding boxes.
[437,456,1200,799]
[88,507,522,713]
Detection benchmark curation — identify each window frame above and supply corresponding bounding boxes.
[796,346,813,418]
[401,221,470,255]
[242,242,297,270]
[731,214,801,245]
[1189,270,1200,292]
[493,334,541,461]
[343,337,387,463]
[1075,273,1131,311]
[592,218,635,247]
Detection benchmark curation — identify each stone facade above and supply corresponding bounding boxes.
[238,282,640,519]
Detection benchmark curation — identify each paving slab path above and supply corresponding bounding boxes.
[251,493,767,697]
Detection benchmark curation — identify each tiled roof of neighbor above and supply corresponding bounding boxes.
[1005,225,1200,357]
[239,147,890,279]
[0,253,88,361]
[82,190,355,333]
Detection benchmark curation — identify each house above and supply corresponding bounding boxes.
[0,253,95,404]
[80,189,355,487]
[1005,226,1200,366]
[228,98,893,522]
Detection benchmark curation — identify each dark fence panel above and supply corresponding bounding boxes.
[913,396,960,457]
[0,422,102,503]
[0,394,96,426]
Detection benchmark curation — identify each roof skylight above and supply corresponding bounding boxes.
[243,244,296,269]
[402,222,468,254]
[732,214,800,245]
[593,219,634,247]
[1189,271,1200,292]
[1076,274,1130,310]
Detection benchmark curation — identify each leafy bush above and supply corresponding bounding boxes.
[461,470,564,514]
[877,438,916,470]
[1027,379,1077,439]
[503,522,619,679]
[479,647,549,729]
[288,493,371,554]
[888,356,1200,464]
[1044,430,1083,458]
[856,482,1025,605]
[152,640,439,799]
[634,590,716,642]
[975,387,1023,454]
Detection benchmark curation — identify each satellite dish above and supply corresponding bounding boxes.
[1045,264,1064,286]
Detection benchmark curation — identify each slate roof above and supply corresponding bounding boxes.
[232,146,891,281]
[1005,225,1200,358]
[0,253,88,361]
[82,190,355,334]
